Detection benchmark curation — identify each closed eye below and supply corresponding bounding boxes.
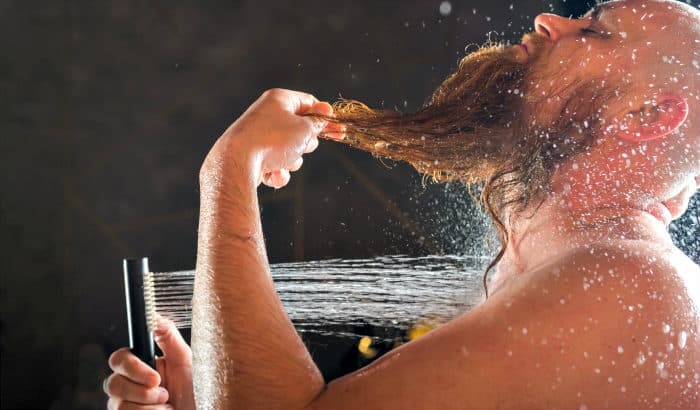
[580,26,612,39]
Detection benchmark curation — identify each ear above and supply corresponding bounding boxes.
[609,95,688,142]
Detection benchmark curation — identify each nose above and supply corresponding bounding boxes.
[534,13,585,43]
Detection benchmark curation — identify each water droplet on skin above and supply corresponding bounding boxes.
[522,327,528,335]
[662,323,671,333]
[678,331,687,349]
[638,353,646,365]
[617,346,624,354]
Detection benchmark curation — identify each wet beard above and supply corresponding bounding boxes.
[325,38,543,184]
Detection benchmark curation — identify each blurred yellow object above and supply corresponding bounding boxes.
[408,321,437,341]
[358,336,378,359]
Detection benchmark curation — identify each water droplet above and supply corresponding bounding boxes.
[439,1,452,16]
[617,345,624,354]
[662,323,671,333]
[678,331,687,349]
[637,353,646,365]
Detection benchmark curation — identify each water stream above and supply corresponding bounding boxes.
[153,255,491,341]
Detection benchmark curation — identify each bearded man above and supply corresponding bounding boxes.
[104,0,700,408]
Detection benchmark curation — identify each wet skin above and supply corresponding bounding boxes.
[103,1,700,409]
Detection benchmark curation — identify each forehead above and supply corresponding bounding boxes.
[586,0,695,21]
[584,0,699,42]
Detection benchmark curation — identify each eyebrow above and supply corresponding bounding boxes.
[584,2,619,29]
[586,4,606,20]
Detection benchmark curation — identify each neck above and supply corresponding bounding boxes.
[489,193,675,294]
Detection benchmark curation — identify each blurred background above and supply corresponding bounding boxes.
[2,0,698,408]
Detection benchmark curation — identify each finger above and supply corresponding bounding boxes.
[154,316,192,367]
[307,101,333,116]
[109,348,161,387]
[262,88,319,115]
[306,101,333,131]
[288,157,304,172]
[289,91,322,115]
[104,374,169,404]
[107,398,174,410]
[264,169,291,189]
[294,103,330,138]
[155,357,166,387]
[304,137,319,154]
[321,121,347,141]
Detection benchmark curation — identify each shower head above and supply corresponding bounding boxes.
[122,257,157,369]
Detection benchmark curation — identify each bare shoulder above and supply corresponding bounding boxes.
[554,242,700,322]
[308,243,700,410]
[517,242,700,407]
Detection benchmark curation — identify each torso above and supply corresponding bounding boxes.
[488,239,700,408]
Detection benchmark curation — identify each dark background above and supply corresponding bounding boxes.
[2,1,698,409]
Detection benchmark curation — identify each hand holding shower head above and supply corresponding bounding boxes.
[122,257,157,369]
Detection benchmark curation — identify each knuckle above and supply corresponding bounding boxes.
[104,375,120,396]
[108,347,132,370]
[123,354,140,371]
[262,88,286,100]
[108,349,124,370]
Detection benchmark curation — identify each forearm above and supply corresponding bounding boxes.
[192,146,324,410]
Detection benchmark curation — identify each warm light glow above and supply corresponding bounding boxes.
[408,322,435,341]
[358,336,378,359]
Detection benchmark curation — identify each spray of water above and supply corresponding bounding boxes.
[152,255,489,341]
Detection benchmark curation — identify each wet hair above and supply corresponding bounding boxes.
[315,41,613,296]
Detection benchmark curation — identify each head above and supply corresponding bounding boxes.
[527,0,700,226]
[319,0,700,277]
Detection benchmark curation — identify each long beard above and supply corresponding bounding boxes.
[323,34,550,185]
[313,33,614,294]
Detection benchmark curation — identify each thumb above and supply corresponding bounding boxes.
[154,316,192,365]
[308,101,333,117]
[303,101,333,135]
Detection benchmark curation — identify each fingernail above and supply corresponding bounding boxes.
[157,387,169,402]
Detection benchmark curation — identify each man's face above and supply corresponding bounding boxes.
[521,0,700,224]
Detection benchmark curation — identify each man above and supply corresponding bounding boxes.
[105,0,700,408]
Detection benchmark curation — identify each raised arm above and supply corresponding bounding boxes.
[191,88,699,410]
[191,89,336,410]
